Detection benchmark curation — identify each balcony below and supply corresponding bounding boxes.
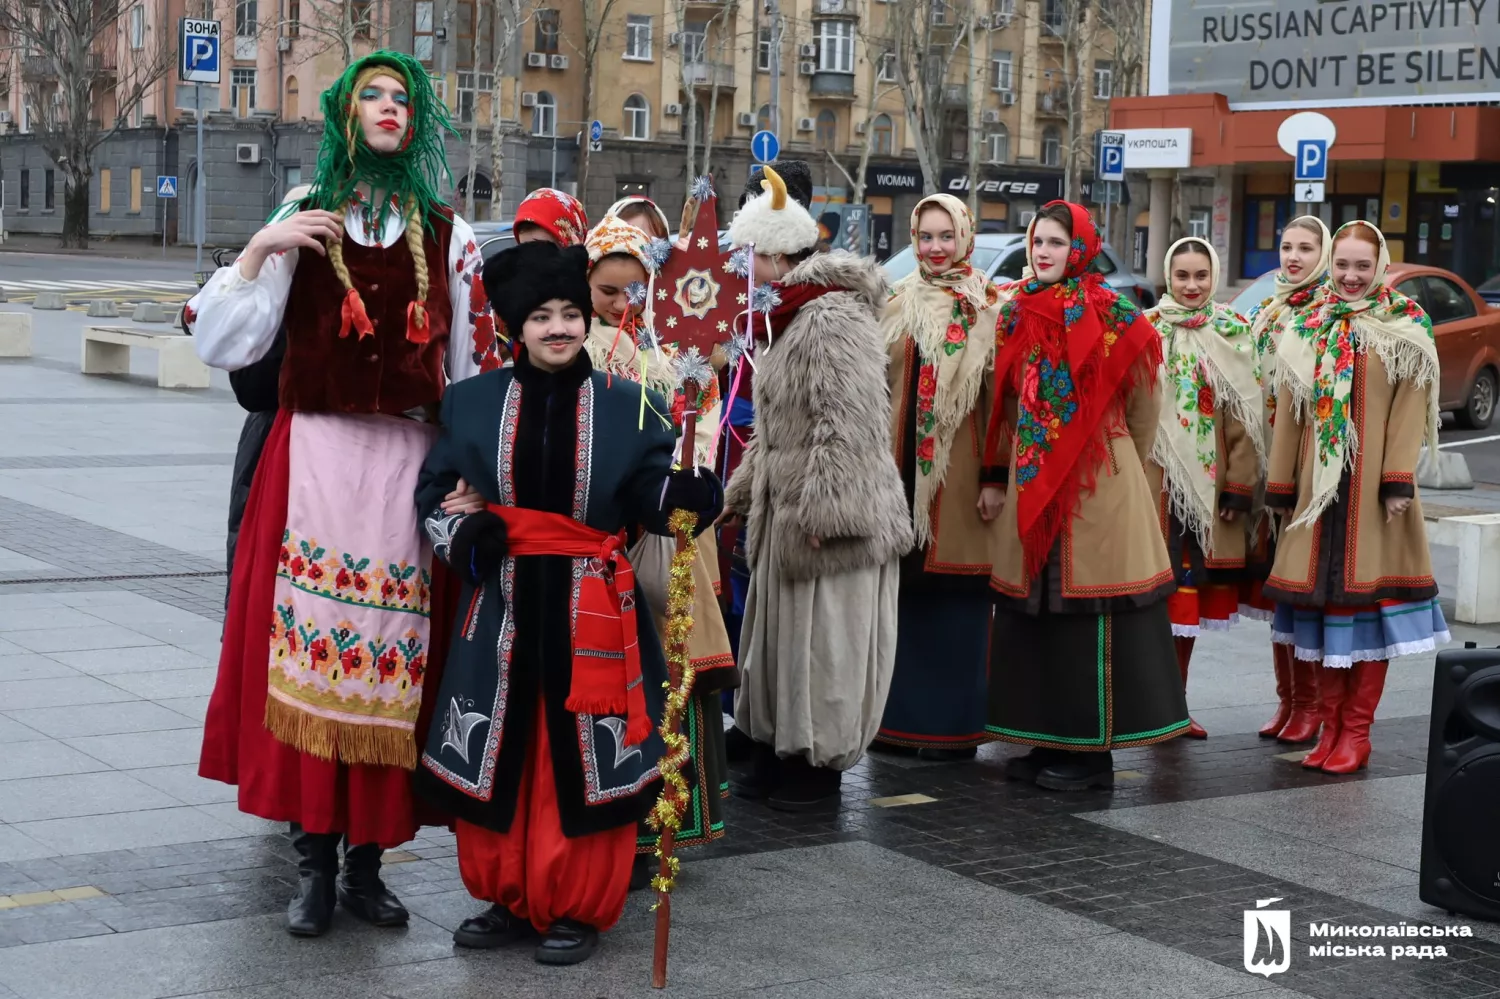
[810,71,855,100]
[22,50,115,80]
[1036,87,1068,117]
[940,83,968,107]
[684,61,736,89]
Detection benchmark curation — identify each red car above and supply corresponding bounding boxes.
[1234,265,1500,429]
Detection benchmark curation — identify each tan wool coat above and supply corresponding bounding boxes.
[1145,411,1260,570]
[989,360,1175,606]
[1264,351,1437,604]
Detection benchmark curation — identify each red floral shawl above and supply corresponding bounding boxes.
[985,201,1162,579]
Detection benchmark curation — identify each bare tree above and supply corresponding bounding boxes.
[1097,0,1143,99]
[487,0,538,220]
[823,34,901,205]
[270,0,376,64]
[1030,0,1099,202]
[570,0,621,203]
[888,0,975,194]
[672,3,736,179]
[0,0,173,248]
[462,0,484,217]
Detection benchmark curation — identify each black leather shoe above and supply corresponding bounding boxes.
[918,746,978,762]
[286,823,340,937]
[724,724,754,765]
[1004,747,1061,782]
[731,740,780,800]
[453,904,532,949]
[535,918,599,965]
[1035,751,1115,792]
[766,756,842,813]
[338,842,409,927]
[629,853,655,892]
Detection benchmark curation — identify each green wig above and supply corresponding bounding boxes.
[303,50,458,235]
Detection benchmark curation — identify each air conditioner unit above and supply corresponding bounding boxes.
[1000,90,1017,105]
[0,111,12,123]
[797,116,815,132]
[665,103,683,116]
[737,111,755,127]
[236,142,261,164]
[276,36,291,51]
[799,60,816,75]
[550,54,568,69]
[992,12,1014,27]
[976,14,991,28]
[816,0,849,12]
[521,91,538,107]
[668,32,682,46]
[982,108,1001,123]
[799,43,817,58]
[527,52,546,68]
[854,120,867,135]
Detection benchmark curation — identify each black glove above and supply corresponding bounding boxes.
[662,466,724,519]
[448,510,507,584]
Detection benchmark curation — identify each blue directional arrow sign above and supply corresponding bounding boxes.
[751,129,780,164]
[157,176,178,198]
[1295,139,1328,183]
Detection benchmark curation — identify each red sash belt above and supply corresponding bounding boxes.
[489,505,651,747]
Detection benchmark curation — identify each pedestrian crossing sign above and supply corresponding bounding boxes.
[157,176,178,198]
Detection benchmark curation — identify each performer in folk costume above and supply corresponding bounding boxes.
[413,240,722,963]
[872,194,1005,761]
[1145,238,1266,739]
[1264,220,1449,775]
[466,187,589,373]
[721,167,912,810]
[192,51,492,937]
[1245,216,1331,745]
[983,201,1189,792]
[585,209,738,877]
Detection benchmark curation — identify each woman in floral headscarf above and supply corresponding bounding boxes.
[871,194,1006,761]
[1145,238,1265,740]
[1264,220,1449,775]
[983,200,1189,792]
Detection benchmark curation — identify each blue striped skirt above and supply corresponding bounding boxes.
[1270,599,1451,669]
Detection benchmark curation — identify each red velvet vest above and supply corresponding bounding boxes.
[280,209,454,415]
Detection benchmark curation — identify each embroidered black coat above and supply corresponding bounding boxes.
[413,352,677,837]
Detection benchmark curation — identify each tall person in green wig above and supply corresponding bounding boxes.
[190,51,496,938]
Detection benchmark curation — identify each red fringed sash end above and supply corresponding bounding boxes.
[406,301,430,344]
[338,288,375,340]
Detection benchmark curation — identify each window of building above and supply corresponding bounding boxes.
[625,15,652,60]
[98,168,111,213]
[129,166,141,212]
[287,0,300,36]
[1043,0,1064,32]
[987,125,1009,163]
[947,116,967,160]
[414,1,434,61]
[286,75,299,119]
[456,0,481,65]
[930,1,951,25]
[129,7,145,49]
[623,94,649,139]
[232,68,257,117]
[757,28,773,72]
[284,164,302,189]
[756,103,772,131]
[19,170,28,209]
[683,22,708,63]
[235,0,257,36]
[1188,210,1209,239]
[1093,60,1113,99]
[991,51,1012,91]
[871,113,893,155]
[132,101,142,127]
[815,108,837,150]
[457,72,495,123]
[877,51,896,82]
[1040,126,1061,166]
[531,91,555,136]
[353,0,373,38]
[815,19,854,73]
[44,169,54,210]
[992,0,1016,15]
[535,9,560,53]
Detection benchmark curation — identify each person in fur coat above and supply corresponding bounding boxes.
[720,167,912,811]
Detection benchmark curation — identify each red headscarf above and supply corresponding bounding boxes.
[513,188,589,247]
[986,201,1161,580]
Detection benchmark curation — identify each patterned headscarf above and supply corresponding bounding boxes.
[584,214,675,395]
[1277,221,1438,529]
[1248,215,1331,445]
[1147,238,1264,553]
[513,188,588,247]
[987,201,1162,579]
[882,194,1003,547]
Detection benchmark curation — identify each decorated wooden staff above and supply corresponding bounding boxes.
[647,176,740,989]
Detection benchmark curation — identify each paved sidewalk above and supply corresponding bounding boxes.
[2,303,1500,999]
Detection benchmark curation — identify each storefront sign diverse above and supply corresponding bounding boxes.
[940,168,1062,201]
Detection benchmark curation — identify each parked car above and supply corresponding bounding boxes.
[1476,273,1500,307]
[473,220,515,260]
[1230,265,1500,429]
[881,233,1158,309]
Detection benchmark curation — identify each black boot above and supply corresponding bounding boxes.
[724,723,754,765]
[286,823,339,937]
[453,904,533,949]
[1004,746,1063,782]
[731,739,781,800]
[629,853,655,892]
[535,918,599,965]
[766,756,842,812]
[1035,750,1115,792]
[338,842,409,927]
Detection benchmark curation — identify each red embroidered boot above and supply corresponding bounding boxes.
[1176,637,1208,739]
[1301,663,1350,769]
[1258,643,1293,738]
[1320,660,1388,775]
[1277,652,1323,744]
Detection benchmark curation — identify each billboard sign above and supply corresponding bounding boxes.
[1151,0,1500,109]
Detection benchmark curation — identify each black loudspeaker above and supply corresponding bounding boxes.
[1420,643,1500,921]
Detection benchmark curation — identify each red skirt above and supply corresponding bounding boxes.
[1167,581,1240,638]
[198,411,452,847]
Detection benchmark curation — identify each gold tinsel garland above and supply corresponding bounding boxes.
[647,507,701,904]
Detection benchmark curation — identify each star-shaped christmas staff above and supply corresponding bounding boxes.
[655,176,740,357]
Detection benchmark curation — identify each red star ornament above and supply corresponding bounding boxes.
[655,180,740,357]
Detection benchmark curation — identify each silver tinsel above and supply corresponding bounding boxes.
[751,282,781,315]
[721,331,750,368]
[625,281,648,307]
[645,238,674,271]
[728,246,751,279]
[673,346,714,391]
[634,322,659,352]
[689,175,715,203]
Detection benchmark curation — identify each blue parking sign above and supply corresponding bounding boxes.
[1295,139,1328,183]
[179,18,221,84]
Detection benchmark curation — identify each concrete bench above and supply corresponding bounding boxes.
[1426,512,1500,624]
[80,325,210,389]
[0,313,30,357]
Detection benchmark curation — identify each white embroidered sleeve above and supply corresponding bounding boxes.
[190,248,299,371]
[445,214,497,385]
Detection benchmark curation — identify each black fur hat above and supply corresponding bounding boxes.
[482,241,593,343]
[740,159,814,210]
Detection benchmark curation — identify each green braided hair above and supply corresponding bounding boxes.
[301,50,458,236]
